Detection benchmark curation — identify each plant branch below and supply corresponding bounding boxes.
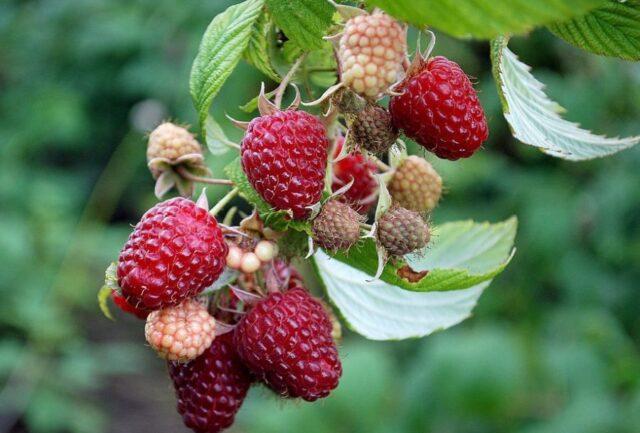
[176,166,234,186]
[210,187,239,217]
[274,54,307,108]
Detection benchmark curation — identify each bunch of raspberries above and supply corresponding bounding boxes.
[101,6,490,433]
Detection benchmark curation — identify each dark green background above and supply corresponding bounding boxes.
[1,1,639,432]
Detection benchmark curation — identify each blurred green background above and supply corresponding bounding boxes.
[1,1,640,432]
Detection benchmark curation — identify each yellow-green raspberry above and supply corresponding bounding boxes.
[147,122,203,165]
[388,156,442,213]
[339,11,406,99]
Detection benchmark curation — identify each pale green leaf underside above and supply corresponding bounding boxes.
[190,0,264,134]
[549,0,640,61]
[315,249,491,340]
[492,37,640,160]
[366,0,605,39]
[205,115,235,156]
[328,218,517,293]
[266,0,335,50]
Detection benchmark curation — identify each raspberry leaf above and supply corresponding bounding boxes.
[98,263,118,320]
[191,0,265,135]
[548,0,640,61]
[317,217,517,293]
[243,9,281,81]
[265,0,335,50]
[491,36,640,160]
[366,0,605,40]
[314,249,492,340]
[205,115,238,155]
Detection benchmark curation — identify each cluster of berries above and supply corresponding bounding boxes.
[101,6,489,433]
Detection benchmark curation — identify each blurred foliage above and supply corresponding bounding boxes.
[0,1,639,433]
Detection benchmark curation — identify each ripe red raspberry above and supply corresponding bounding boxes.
[117,198,228,310]
[332,138,378,214]
[389,56,488,160]
[241,110,329,220]
[168,332,252,433]
[234,287,342,401]
[110,290,150,320]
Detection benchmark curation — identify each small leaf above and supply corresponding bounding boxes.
[326,218,517,293]
[98,285,114,320]
[374,174,392,221]
[239,89,276,113]
[201,268,241,295]
[98,263,119,320]
[190,0,265,134]
[266,0,335,50]
[549,0,640,61]
[491,37,640,160]
[314,249,491,340]
[244,9,281,81]
[205,115,238,155]
[388,139,408,169]
[365,0,605,39]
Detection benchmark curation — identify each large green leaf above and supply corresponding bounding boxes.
[190,0,264,134]
[326,218,517,293]
[314,249,492,340]
[266,0,335,50]
[549,0,640,61]
[243,9,281,81]
[491,36,640,160]
[366,0,605,39]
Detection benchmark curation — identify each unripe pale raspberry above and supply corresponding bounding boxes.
[226,245,244,270]
[147,122,203,163]
[377,207,430,256]
[348,103,399,154]
[312,200,363,251]
[145,299,216,362]
[388,156,442,213]
[339,11,407,98]
[254,240,277,262]
[240,252,261,274]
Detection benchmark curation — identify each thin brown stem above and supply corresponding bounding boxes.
[176,165,234,186]
[372,156,391,172]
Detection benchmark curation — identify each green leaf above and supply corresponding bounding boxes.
[314,249,492,340]
[491,37,640,160]
[201,268,240,295]
[366,0,605,39]
[190,0,265,134]
[548,0,640,61]
[239,89,276,113]
[326,218,517,293]
[223,158,312,233]
[97,263,118,320]
[266,0,335,50]
[205,115,237,155]
[244,9,281,81]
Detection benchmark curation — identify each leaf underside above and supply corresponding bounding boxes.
[491,36,640,160]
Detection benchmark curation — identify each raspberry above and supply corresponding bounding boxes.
[147,122,203,166]
[332,138,378,214]
[377,207,430,256]
[241,110,329,220]
[348,103,399,154]
[339,11,406,98]
[234,288,342,401]
[168,332,252,433]
[388,156,442,213]
[117,198,228,310]
[111,290,150,320]
[312,200,362,251]
[145,299,216,362]
[389,56,489,160]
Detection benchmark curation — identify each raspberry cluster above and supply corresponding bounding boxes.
[100,5,493,432]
